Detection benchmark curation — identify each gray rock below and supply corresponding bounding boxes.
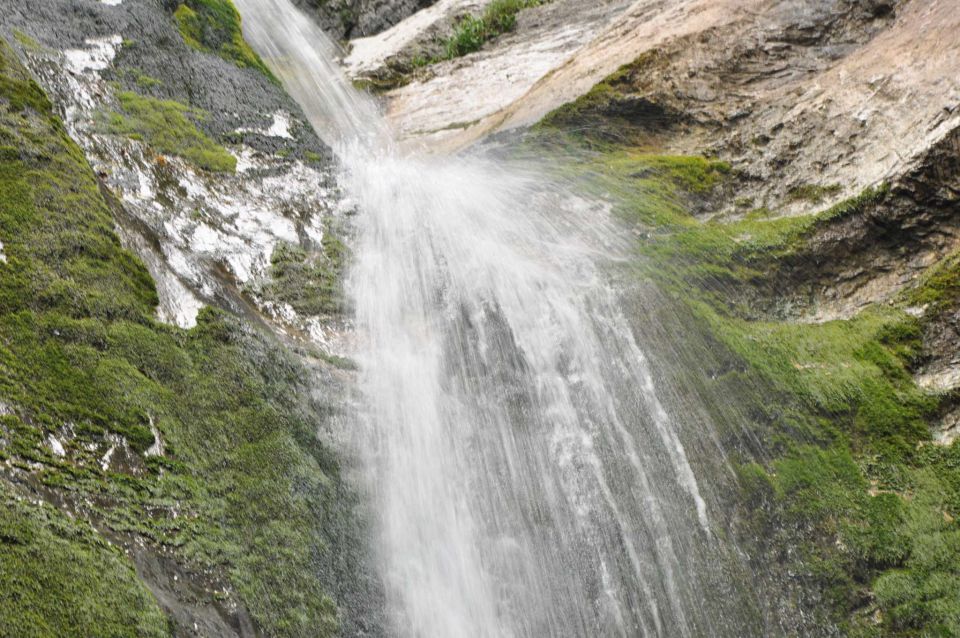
[292,0,438,40]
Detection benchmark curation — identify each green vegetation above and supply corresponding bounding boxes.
[904,249,960,316]
[412,0,545,67]
[0,39,354,636]
[787,182,843,204]
[173,0,277,82]
[122,68,163,90]
[0,482,170,638]
[353,0,551,92]
[102,91,236,172]
[444,0,543,58]
[544,134,957,635]
[570,148,888,300]
[536,51,669,141]
[255,225,348,317]
[11,30,45,53]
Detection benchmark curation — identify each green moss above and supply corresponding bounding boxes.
[543,123,951,632]
[903,249,960,316]
[594,151,888,294]
[11,30,44,53]
[703,303,934,451]
[569,150,731,227]
[0,39,355,637]
[535,51,668,138]
[173,0,277,83]
[787,183,842,204]
[102,91,236,172]
[256,226,348,317]
[0,48,53,114]
[127,69,163,90]
[0,481,170,637]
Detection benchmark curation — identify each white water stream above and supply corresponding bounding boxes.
[236,2,757,635]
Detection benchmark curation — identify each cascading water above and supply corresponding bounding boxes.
[236,2,767,635]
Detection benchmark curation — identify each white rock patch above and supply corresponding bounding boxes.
[63,35,123,74]
[47,435,66,457]
[235,110,295,139]
[146,417,165,457]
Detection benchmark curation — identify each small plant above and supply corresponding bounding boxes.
[786,183,842,204]
[440,0,545,60]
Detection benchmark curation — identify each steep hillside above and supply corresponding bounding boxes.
[0,9,381,638]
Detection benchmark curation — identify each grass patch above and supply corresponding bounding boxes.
[405,0,545,66]
[11,30,45,53]
[173,0,277,82]
[535,51,672,142]
[577,149,889,297]
[903,249,960,317]
[442,0,543,58]
[102,91,236,172]
[787,183,842,204]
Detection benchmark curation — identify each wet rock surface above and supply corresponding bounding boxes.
[2,0,327,157]
[345,0,637,147]
[2,0,351,344]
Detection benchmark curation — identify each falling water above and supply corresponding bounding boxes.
[236,2,765,636]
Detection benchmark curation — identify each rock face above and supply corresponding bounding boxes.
[545,0,960,383]
[0,1,383,636]
[371,0,958,343]
[345,0,639,146]
[292,0,438,40]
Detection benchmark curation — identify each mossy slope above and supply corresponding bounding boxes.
[0,39,364,637]
[102,90,237,172]
[544,132,960,635]
[173,0,277,82]
[254,224,348,317]
[0,482,170,638]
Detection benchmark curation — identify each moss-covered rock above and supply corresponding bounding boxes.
[101,90,237,173]
[0,482,170,638]
[255,225,348,318]
[539,124,959,634]
[0,38,375,637]
[173,0,277,82]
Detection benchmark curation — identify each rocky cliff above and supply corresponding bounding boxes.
[0,0,384,635]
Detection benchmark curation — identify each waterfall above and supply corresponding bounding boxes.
[235,2,763,635]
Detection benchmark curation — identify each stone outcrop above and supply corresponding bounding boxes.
[292,0,438,40]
